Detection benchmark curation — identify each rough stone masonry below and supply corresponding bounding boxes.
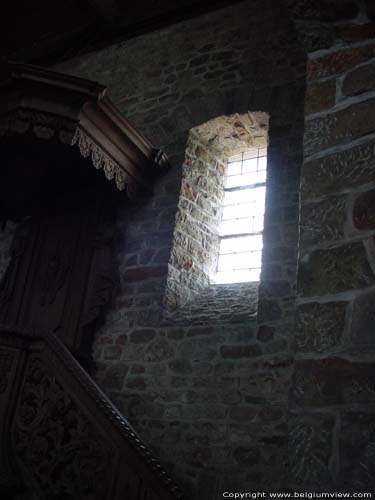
[0,0,371,497]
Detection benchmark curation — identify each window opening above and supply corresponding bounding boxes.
[215,148,267,284]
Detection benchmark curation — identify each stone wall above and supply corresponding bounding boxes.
[291,0,375,492]
[56,1,306,496]
[0,0,373,495]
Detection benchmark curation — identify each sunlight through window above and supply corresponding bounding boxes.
[215,148,267,284]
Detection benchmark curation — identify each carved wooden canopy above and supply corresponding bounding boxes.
[0,63,168,197]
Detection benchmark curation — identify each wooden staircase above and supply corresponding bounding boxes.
[0,325,189,500]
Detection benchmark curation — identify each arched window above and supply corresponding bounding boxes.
[165,112,269,309]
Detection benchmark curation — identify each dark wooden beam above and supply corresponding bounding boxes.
[7,0,247,65]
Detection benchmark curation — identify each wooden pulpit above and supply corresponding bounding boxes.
[0,63,168,364]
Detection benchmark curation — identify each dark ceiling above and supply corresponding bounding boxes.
[1,0,245,66]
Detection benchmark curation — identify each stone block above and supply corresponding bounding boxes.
[296,301,347,353]
[351,290,375,344]
[307,44,375,79]
[182,403,226,420]
[259,280,292,298]
[102,363,128,390]
[292,358,375,407]
[122,343,146,361]
[258,406,284,423]
[300,195,347,247]
[229,406,257,422]
[169,359,193,374]
[184,446,212,469]
[260,435,288,447]
[125,254,138,266]
[257,325,275,343]
[289,413,335,487]
[342,62,375,97]
[126,377,147,390]
[147,363,167,376]
[130,329,156,343]
[103,345,122,361]
[240,372,290,402]
[339,412,375,488]
[220,344,262,359]
[353,189,375,230]
[214,362,235,375]
[296,21,334,52]
[143,338,175,362]
[288,0,359,21]
[337,23,375,43]
[131,364,146,374]
[304,99,375,157]
[262,338,289,355]
[187,326,215,337]
[220,325,255,344]
[192,362,213,376]
[257,299,283,323]
[178,338,218,363]
[166,328,185,340]
[233,446,260,465]
[137,308,162,327]
[298,241,375,296]
[305,79,336,114]
[301,140,375,199]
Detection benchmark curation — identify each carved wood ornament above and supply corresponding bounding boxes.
[0,63,168,194]
[0,326,188,500]
[0,63,169,363]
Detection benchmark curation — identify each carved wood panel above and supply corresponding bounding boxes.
[13,354,115,500]
[0,346,22,493]
[0,185,116,363]
[0,328,188,500]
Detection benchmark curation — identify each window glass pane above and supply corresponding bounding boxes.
[226,161,242,176]
[215,268,261,284]
[220,218,266,236]
[222,204,264,221]
[217,251,262,272]
[253,216,264,232]
[242,158,258,173]
[224,187,264,206]
[220,234,263,254]
[226,171,265,188]
[252,185,266,204]
[258,156,267,171]
[217,253,236,271]
[247,251,262,268]
[219,218,252,236]
[223,186,266,208]
[215,148,267,284]
[234,251,262,269]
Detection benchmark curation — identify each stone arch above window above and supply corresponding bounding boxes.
[165,112,269,310]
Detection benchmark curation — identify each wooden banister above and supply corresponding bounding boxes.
[0,325,189,500]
